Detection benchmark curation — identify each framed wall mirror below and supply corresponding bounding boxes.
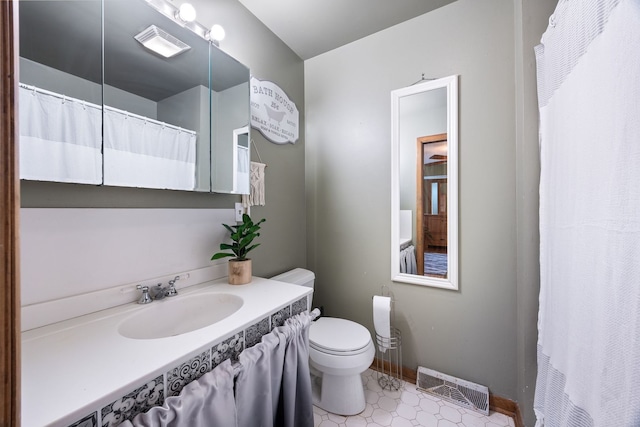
[391,75,458,290]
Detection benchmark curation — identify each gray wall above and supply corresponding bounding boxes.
[514,0,558,424]
[306,0,551,420]
[104,85,157,119]
[191,0,307,277]
[19,57,102,104]
[398,93,447,234]
[21,57,158,119]
[212,83,250,193]
[158,85,211,191]
[20,0,306,279]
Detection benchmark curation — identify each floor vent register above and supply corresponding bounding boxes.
[417,366,489,415]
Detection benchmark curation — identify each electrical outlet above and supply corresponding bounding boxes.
[235,203,244,222]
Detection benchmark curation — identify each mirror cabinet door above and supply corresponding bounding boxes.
[210,46,251,194]
[18,0,103,184]
[391,75,458,290]
[103,0,211,191]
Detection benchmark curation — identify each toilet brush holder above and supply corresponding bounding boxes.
[375,326,402,391]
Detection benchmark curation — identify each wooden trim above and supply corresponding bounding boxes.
[415,138,424,275]
[490,395,525,427]
[0,1,21,426]
[371,357,417,384]
[417,133,448,145]
[370,359,524,427]
[415,133,448,276]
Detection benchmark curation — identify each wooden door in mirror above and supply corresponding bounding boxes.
[416,133,448,277]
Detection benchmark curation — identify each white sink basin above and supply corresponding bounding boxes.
[118,292,243,339]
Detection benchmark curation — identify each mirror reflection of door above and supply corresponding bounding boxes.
[416,133,448,277]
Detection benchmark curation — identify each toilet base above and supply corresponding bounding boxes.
[311,369,367,416]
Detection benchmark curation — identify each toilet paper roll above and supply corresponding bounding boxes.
[373,295,391,352]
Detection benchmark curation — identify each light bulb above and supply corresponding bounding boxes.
[178,3,196,22]
[209,24,226,42]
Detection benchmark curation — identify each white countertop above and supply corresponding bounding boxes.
[22,277,311,427]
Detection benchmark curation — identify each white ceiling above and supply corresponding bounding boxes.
[237,0,457,60]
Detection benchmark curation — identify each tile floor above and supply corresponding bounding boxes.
[313,369,515,427]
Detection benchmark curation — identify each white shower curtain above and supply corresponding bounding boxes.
[535,0,640,425]
[399,245,417,275]
[236,145,250,195]
[19,84,102,184]
[103,106,197,190]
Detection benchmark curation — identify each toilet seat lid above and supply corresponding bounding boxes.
[310,317,372,354]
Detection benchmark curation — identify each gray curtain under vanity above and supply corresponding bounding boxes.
[120,312,313,427]
[280,313,314,427]
[236,312,313,427]
[120,359,237,427]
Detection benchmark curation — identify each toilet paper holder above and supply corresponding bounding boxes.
[373,286,402,391]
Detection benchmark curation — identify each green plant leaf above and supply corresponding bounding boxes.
[245,243,260,253]
[239,234,256,247]
[211,252,235,260]
[212,215,266,262]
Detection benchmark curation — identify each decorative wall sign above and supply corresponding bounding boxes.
[250,77,299,144]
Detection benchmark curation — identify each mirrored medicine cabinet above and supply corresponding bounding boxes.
[18,0,250,194]
[391,75,458,290]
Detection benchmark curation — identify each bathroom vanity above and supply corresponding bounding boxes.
[22,277,311,427]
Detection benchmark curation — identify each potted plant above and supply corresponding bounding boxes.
[211,214,265,285]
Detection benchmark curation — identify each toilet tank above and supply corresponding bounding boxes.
[270,268,315,307]
[270,268,315,288]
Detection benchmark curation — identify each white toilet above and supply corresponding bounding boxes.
[271,268,375,416]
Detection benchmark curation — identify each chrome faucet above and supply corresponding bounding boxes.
[166,276,179,297]
[136,276,180,304]
[136,285,153,304]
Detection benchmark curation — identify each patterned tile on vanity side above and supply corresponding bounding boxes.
[67,412,97,427]
[95,306,293,426]
[244,316,271,348]
[271,305,291,329]
[166,349,211,397]
[291,296,308,316]
[100,375,164,427]
[212,332,244,369]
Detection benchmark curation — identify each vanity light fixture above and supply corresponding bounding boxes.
[144,0,226,47]
[176,3,196,23]
[207,24,226,43]
[134,25,191,58]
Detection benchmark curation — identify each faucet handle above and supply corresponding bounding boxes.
[166,276,179,297]
[136,285,153,304]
